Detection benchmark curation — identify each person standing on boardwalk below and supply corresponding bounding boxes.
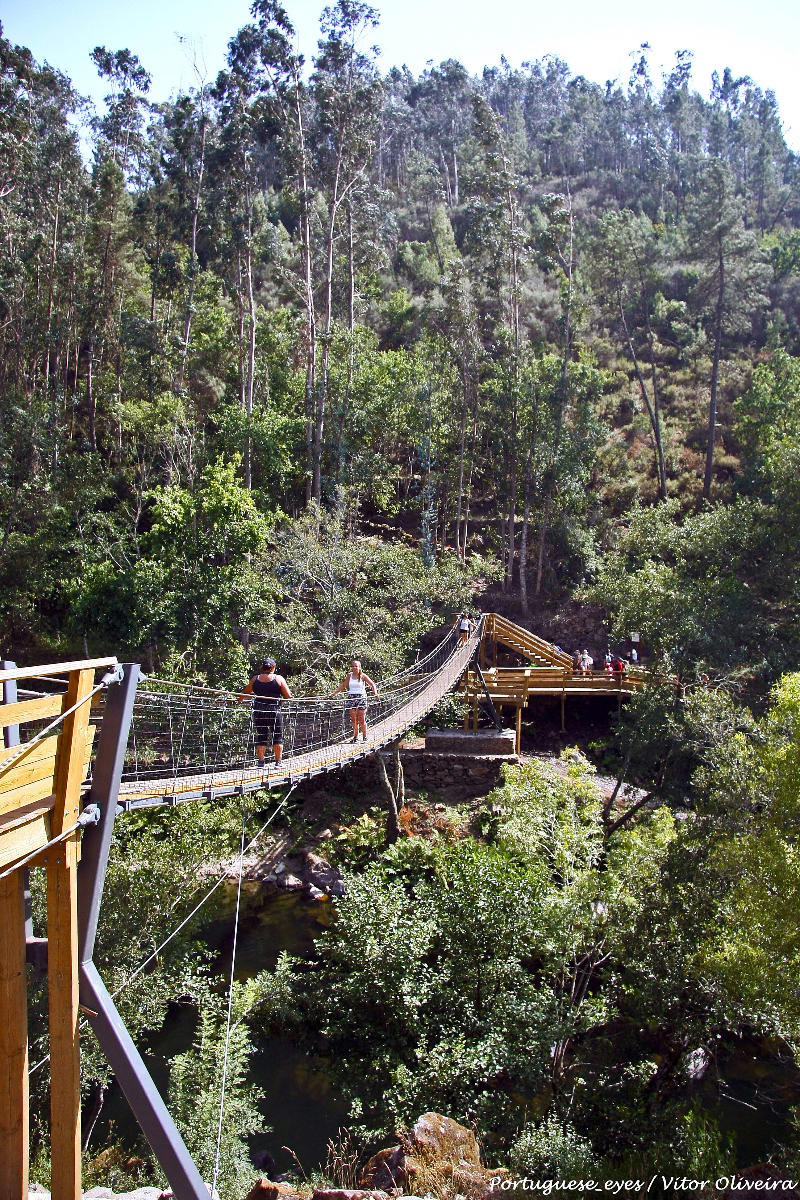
[239,658,291,767]
[332,660,378,743]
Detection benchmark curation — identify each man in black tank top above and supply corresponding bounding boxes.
[238,658,292,766]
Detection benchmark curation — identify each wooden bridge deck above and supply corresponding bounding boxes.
[116,628,480,809]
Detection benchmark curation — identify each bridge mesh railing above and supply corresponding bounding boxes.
[118,618,481,798]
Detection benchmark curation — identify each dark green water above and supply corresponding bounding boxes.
[206,884,349,1175]
[94,885,348,1176]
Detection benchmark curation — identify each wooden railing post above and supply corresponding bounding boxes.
[1,660,28,1199]
[0,868,29,1200]
[47,666,94,1200]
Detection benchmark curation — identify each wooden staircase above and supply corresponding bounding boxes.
[467,615,643,750]
[480,613,574,671]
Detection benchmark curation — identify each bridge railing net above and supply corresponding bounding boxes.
[120,619,480,789]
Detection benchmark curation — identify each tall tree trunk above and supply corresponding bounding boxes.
[244,204,256,492]
[619,298,667,501]
[86,336,97,452]
[535,492,551,597]
[177,111,207,393]
[376,743,403,845]
[536,184,574,597]
[45,180,61,471]
[337,203,356,484]
[519,384,539,614]
[703,242,725,500]
[315,161,342,503]
[455,365,468,556]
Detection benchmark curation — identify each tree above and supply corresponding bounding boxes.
[591,210,673,500]
[687,159,770,498]
[309,0,383,502]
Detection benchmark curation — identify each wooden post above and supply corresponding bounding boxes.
[561,689,566,733]
[0,868,29,1200]
[515,704,522,755]
[48,667,94,1200]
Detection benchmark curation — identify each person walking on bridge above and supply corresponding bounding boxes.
[332,660,378,743]
[455,612,473,645]
[239,658,291,767]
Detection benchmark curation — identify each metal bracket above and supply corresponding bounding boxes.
[101,665,125,686]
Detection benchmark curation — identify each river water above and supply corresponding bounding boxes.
[93,884,348,1177]
[203,883,349,1175]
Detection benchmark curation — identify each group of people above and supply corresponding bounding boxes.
[572,648,639,677]
[238,658,378,768]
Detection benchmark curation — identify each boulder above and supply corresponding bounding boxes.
[277,872,304,891]
[360,1112,508,1200]
[245,1180,304,1200]
[312,1191,389,1200]
[359,1144,406,1190]
[304,854,346,897]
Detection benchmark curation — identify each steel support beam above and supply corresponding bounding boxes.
[77,664,208,1200]
[80,963,207,1200]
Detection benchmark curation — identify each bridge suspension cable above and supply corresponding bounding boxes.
[114,620,482,808]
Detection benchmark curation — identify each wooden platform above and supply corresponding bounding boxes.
[466,615,644,748]
[1,657,117,1200]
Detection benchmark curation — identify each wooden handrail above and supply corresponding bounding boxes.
[0,658,117,684]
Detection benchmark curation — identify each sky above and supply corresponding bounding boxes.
[3,0,800,149]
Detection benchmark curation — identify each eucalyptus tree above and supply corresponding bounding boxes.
[248,0,318,502]
[434,259,482,556]
[469,91,527,588]
[408,59,473,208]
[0,37,85,473]
[83,47,152,451]
[686,159,770,498]
[624,45,668,204]
[659,50,703,219]
[160,89,213,394]
[590,208,672,500]
[530,186,577,593]
[212,32,276,489]
[309,0,383,503]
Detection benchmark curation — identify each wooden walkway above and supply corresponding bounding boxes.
[116,628,481,809]
[467,614,643,749]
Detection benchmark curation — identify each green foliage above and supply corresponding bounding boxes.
[698,673,800,1041]
[509,1115,598,1179]
[264,499,490,686]
[590,497,800,677]
[259,754,696,1163]
[169,986,264,1198]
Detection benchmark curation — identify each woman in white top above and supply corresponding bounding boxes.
[331,659,378,743]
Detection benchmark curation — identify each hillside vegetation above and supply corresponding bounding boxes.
[5,2,800,1190]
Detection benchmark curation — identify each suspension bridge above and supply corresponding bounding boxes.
[0,613,641,1200]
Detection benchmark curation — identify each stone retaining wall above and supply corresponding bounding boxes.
[295,742,517,808]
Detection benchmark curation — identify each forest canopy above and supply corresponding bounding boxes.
[8,1,800,1192]
[2,5,800,680]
